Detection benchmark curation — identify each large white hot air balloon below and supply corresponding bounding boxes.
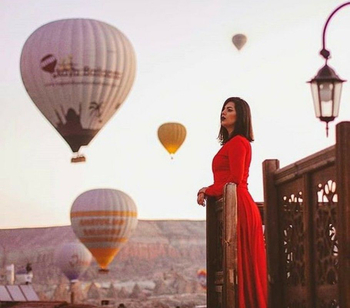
[54,242,92,282]
[70,189,138,272]
[232,34,247,51]
[20,19,136,162]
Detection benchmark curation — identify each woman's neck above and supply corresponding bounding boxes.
[227,127,234,136]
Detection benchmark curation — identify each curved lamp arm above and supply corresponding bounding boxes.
[320,2,350,60]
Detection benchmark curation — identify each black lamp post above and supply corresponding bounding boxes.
[308,2,350,137]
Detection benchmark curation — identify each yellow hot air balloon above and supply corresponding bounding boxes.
[157,122,186,159]
[70,189,138,272]
[232,34,247,51]
[20,19,136,163]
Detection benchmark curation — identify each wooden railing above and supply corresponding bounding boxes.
[262,121,350,308]
[206,185,265,308]
[206,183,238,308]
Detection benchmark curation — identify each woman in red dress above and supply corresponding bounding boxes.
[197,97,267,308]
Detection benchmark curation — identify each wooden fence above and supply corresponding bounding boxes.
[262,121,350,308]
[206,183,238,308]
[206,189,264,308]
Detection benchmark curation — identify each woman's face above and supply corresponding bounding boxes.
[221,101,236,134]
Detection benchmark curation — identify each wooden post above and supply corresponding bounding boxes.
[262,159,282,308]
[70,281,75,304]
[223,183,238,307]
[206,196,218,308]
[303,173,315,308]
[336,121,350,308]
[206,183,238,308]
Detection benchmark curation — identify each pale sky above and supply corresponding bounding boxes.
[1,0,350,228]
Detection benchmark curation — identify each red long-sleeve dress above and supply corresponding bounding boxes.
[205,135,267,308]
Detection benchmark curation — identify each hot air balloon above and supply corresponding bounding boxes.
[70,189,138,272]
[157,122,186,159]
[197,269,207,290]
[232,34,247,51]
[20,19,136,163]
[54,242,92,282]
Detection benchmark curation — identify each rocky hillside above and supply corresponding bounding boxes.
[0,220,207,306]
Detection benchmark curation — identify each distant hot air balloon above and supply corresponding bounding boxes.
[157,122,186,159]
[54,242,92,282]
[232,34,247,51]
[20,19,136,163]
[197,269,207,290]
[70,189,138,272]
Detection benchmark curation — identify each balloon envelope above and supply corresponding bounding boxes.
[54,242,92,282]
[232,34,247,50]
[70,189,138,271]
[157,122,186,158]
[20,19,136,161]
[197,269,207,289]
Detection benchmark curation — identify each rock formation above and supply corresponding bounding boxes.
[0,220,206,306]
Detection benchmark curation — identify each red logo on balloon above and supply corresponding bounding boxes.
[40,54,121,80]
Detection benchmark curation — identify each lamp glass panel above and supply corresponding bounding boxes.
[319,81,334,117]
[310,81,321,117]
[333,82,343,117]
[319,82,333,102]
[320,99,334,117]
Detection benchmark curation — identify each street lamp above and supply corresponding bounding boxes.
[308,2,350,137]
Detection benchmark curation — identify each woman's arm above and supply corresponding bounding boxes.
[197,187,207,206]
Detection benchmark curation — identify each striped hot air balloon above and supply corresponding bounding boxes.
[70,189,138,272]
[54,242,92,282]
[197,269,207,290]
[157,122,186,159]
[20,19,136,162]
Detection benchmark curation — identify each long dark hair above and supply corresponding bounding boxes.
[218,97,254,145]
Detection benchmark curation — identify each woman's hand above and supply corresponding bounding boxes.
[197,187,207,206]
